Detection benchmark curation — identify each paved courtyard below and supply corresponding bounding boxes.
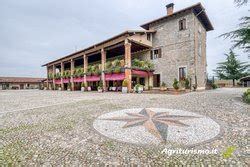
[0,88,249,166]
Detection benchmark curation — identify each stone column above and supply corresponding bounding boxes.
[70,59,75,91]
[149,75,153,89]
[52,64,56,90]
[61,62,64,90]
[83,54,88,87]
[101,48,106,91]
[46,66,49,89]
[124,39,132,92]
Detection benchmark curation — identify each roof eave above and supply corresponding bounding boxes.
[140,3,214,32]
[42,30,156,67]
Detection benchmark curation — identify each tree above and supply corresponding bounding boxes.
[220,1,249,53]
[214,50,249,86]
[220,17,250,53]
[234,0,248,6]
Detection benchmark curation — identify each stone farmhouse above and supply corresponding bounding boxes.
[43,3,213,91]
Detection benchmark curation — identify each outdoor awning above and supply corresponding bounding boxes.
[63,78,70,83]
[86,75,100,82]
[55,79,61,85]
[132,69,153,77]
[73,77,84,83]
[105,73,125,81]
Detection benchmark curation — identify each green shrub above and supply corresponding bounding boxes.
[98,80,103,90]
[68,82,71,90]
[113,67,121,74]
[132,59,154,71]
[242,89,250,104]
[106,68,113,74]
[81,82,85,88]
[48,73,53,79]
[173,78,179,90]
[55,73,61,79]
[122,79,128,87]
[62,71,71,78]
[105,61,112,69]
[185,78,190,89]
[135,84,143,93]
[74,68,84,77]
[113,59,121,67]
[211,83,218,89]
[179,79,185,89]
[93,68,101,76]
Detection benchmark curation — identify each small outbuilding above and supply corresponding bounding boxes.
[0,77,45,90]
[240,76,250,87]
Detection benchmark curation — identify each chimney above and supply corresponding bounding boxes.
[166,3,174,15]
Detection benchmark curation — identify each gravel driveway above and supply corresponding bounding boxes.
[0,88,249,166]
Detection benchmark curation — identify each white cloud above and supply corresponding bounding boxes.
[0,0,248,77]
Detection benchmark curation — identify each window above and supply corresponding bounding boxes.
[198,42,202,57]
[147,33,151,41]
[150,48,162,60]
[179,19,186,31]
[179,67,187,81]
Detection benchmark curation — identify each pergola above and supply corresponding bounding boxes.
[43,30,155,91]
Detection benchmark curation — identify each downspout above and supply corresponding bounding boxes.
[193,10,197,90]
[194,9,205,90]
[193,9,204,90]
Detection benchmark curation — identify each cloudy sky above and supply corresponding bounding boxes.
[0,0,249,78]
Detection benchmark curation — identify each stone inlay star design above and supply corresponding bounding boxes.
[101,108,200,142]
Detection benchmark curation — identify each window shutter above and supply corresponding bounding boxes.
[158,49,162,58]
[179,20,181,30]
[183,19,186,29]
[150,50,153,60]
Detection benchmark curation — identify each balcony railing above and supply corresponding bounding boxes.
[48,58,154,81]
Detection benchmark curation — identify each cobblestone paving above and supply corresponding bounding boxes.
[0,88,249,166]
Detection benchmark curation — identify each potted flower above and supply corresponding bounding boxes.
[98,86,102,92]
[135,84,143,93]
[91,65,101,76]
[120,59,125,67]
[105,61,112,73]
[67,83,71,91]
[122,79,128,93]
[87,86,91,91]
[86,66,93,76]
[179,79,186,91]
[106,68,113,74]
[185,78,191,91]
[160,82,167,91]
[112,82,118,91]
[172,78,179,94]
[193,84,197,91]
[81,82,85,92]
[93,68,101,76]
[98,80,103,93]
[113,67,121,74]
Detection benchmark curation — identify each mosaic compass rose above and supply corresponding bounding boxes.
[101,108,200,142]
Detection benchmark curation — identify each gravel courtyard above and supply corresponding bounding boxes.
[0,88,249,166]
